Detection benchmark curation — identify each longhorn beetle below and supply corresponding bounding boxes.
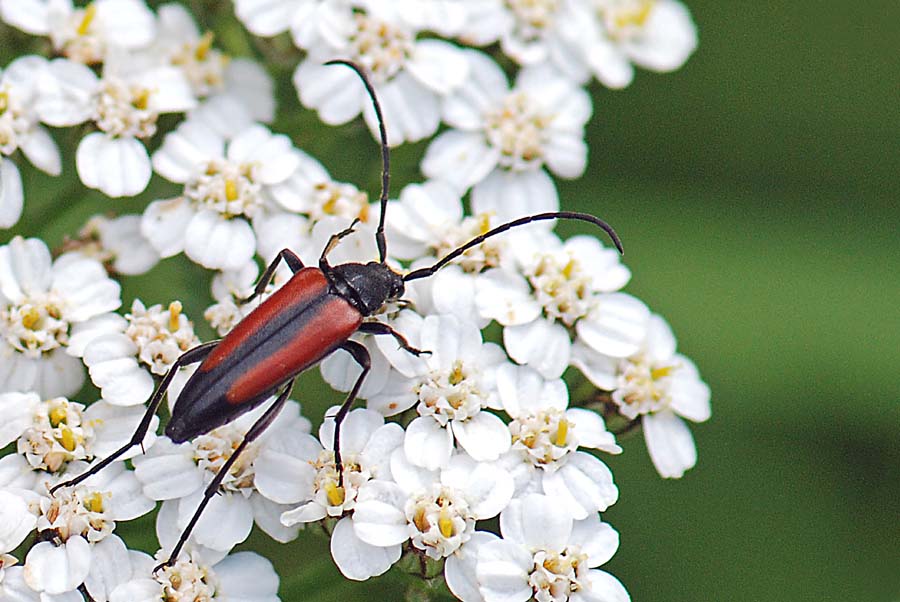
[51,60,623,569]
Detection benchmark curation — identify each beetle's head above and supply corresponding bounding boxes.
[332,262,405,315]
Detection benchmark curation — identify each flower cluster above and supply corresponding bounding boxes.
[0,1,707,601]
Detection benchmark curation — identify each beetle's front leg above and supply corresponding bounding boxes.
[319,218,361,271]
[329,340,371,488]
[359,321,431,356]
[237,248,304,306]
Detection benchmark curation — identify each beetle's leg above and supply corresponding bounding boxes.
[50,340,220,495]
[358,321,430,356]
[319,218,361,271]
[330,340,370,487]
[154,379,294,572]
[237,248,304,305]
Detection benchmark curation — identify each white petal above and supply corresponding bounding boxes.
[576,294,650,358]
[76,134,151,197]
[0,489,36,552]
[0,391,37,447]
[24,537,91,595]
[184,211,256,271]
[0,159,23,228]
[570,341,620,390]
[475,539,532,602]
[471,168,559,222]
[352,481,409,547]
[445,531,498,602]
[669,356,711,422]
[253,435,319,504]
[250,495,301,543]
[452,412,510,462]
[0,0,50,34]
[140,197,193,257]
[474,268,541,326]
[500,494,571,551]
[404,419,453,470]
[133,440,203,500]
[496,363,567,419]
[566,408,621,454]
[366,72,439,146]
[578,569,631,602]
[569,514,619,568]
[181,490,253,551]
[330,516,401,581]
[0,235,51,300]
[215,551,280,598]
[84,400,157,461]
[294,60,363,125]
[19,126,61,175]
[421,130,499,192]
[504,318,571,379]
[406,39,469,93]
[544,134,588,179]
[643,411,697,478]
[227,125,299,184]
[234,0,294,36]
[83,535,132,602]
[36,59,97,126]
[542,453,618,518]
[110,579,163,602]
[98,0,156,49]
[152,121,223,183]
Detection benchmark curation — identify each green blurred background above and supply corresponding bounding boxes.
[3,2,898,601]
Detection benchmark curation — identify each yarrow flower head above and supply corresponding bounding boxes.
[80,298,201,406]
[143,119,302,270]
[0,236,121,397]
[0,391,157,490]
[293,2,469,145]
[576,313,711,478]
[423,49,592,222]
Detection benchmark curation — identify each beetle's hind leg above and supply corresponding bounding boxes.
[50,340,220,496]
[154,378,295,573]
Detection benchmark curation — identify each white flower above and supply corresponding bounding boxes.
[293,2,469,145]
[133,399,310,553]
[143,119,301,270]
[0,237,121,397]
[384,180,513,324]
[475,228,643,379]
[367,312,511,469]
[423,49,592,221]
[36,56,195,197]
[576,313,711,478]
[0,392,157,489]
[586,0,698,89]
[0,55,62,229]
[474,494,629,602]
[63,214,160,276]
[0,488,36,553]
[497,364,619,519]
[153,3,275,121]
[82,299,200,406]
[253,151,377,264]
[329,450,513,581]
[21,462,154,597]
[107,546,280,602]
[1,0,156,65]
[276,407,402,526]
[456,0,593,81]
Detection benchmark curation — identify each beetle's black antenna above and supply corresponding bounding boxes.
[403,211,623,282]
[325,59,391,264]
